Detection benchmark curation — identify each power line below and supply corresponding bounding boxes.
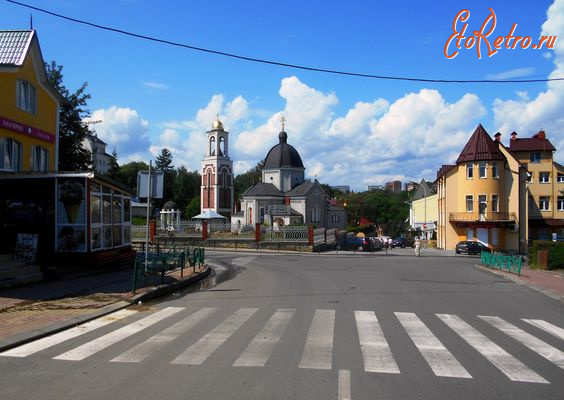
[7,0,564,84]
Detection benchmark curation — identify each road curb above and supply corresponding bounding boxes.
[473,264,564,303]
[0,265,212,353]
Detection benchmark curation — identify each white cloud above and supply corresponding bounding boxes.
[485,67,535,80]
[142,81,169,90]
[85,106,151,161]
[494,0,564,163]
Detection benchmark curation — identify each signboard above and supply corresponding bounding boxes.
[0,116,55,143]
[137,171,164,199]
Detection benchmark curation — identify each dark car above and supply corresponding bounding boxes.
[368,237,384,251]
[391,237,415,248]
[455,241,491,255]
[342,236,374,251]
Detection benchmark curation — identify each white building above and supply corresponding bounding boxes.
[81,133,112,174]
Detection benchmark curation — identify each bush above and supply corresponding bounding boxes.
[529,240,564,270]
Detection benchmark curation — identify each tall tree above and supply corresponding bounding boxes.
[45,62,92,171]
[154,148,176,208]
[185,196,201,219]
[115,161,149,195]
[234,159,264,203]
[107,148,120,179]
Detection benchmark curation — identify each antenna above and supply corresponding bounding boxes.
[30,14,33,30]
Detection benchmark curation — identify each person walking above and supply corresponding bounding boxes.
[414,238,421,257]
[388,238,393,251]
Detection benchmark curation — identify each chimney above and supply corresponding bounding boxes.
[494,132,501,143]
[510,132,517,141]
[536,130,546,140]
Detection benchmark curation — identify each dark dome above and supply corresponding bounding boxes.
[263,131,304,169]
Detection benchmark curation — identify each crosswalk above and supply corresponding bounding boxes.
[1,306,563,384]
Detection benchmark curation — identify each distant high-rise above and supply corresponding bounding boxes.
[385,180,402,193]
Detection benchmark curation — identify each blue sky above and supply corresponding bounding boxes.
[2,0,563,190]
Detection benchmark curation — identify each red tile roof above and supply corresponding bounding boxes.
[509,131,556,152]
[455,124,506,164]
[435,164,456,180]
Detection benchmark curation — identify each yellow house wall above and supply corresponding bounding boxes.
[0,48,58,171]
[412,193,438,223]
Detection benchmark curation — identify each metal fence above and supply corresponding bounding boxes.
[208,222,255,239]
[262,226,309,242]
[481,251,522,275]
[131,225,147,241]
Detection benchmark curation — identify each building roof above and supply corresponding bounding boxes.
[508,131,556,152]
[411,179,436,200]
[263,131,305,169]
[0,30,33,66]
[435,164,456,180]
[242,182,283,197]
[456,124,506,164]
[86,133,107,146]
[285,180,320,197]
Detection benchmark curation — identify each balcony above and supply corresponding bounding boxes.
[449,212,517,222]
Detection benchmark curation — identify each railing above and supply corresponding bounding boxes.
[481,251,522,275]
[131,225,148,240]
[158,221,202,237]
[208,223,255,239]
[449,212,516,222]
[262,226,309,242]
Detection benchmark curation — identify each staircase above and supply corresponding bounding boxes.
[0,253,43,288]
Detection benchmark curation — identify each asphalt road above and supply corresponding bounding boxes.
[1,251,563,400]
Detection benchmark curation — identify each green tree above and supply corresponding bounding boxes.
[107,148,120,179]
[154,148,176,208]
[172,166,201,212]
[115,161,149,195]
[185,196,201,219]
[45,62,92,171]
[234,160,264,203]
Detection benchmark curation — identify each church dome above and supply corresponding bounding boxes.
[263,130,304,169]
[211,119,224,130]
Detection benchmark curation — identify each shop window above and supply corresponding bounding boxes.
[16,80,36,113]
[0,138,22,171]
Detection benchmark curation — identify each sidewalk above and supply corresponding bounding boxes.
[0,264,211,352]
[476,263,564,302]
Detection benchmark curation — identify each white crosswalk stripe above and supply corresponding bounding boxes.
[479,316,564,369]
[395,312,471,378]
[0,309,137,358]
[171,308,257,365]
[355,310,399,374]
[437,313,548,384]
[54,307,184,361]
[522,319,564,341]
[111,308,218,363]
[299,309,335,370]
[233,309,295,367]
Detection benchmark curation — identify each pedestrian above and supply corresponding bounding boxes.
[415,238,421,257]
[388,238,393,251]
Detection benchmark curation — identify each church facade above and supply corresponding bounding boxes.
[231,125,346,229]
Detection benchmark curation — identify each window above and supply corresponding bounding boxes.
[31,146,49,171]
[479,162,487,178]
[540,196,550,211]
[558,173,564,183]
[558,196,564,211]
[0,138,22,171]
[16,80,36,113]
[478,195,487,218]
[539,172,550,183]
[311,205,320,223]
[466,195,473,212]
[492,162,499,178]
[467,163,474,179]
[530,152,541,163]
[209,137,216,156]
[492,195,499,212]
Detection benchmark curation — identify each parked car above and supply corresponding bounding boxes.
[455,241,491,255]
[391,237,415,248]
[368,237,384,251]
[342,236,374,251]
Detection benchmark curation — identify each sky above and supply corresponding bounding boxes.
[2,0,564,191]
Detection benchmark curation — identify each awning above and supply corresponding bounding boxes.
[191,210,227,219]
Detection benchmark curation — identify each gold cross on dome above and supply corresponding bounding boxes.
[280,115,286,131]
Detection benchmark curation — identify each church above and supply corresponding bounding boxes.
[229,118,346,229]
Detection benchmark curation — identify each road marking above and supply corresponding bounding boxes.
[171,308,257,365]
[395,312,471,378]
[522,319,564,341]
[437,314,548,384]
[53,307,184,361]
[355,310,399,374]
[480,316,564,369]
[0,309,137,358]
[338,369,351,400]
[233,309,295,367]
[111,308,217,363]
[299,309,335,370]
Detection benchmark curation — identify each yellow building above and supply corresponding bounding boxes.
[0,30,61,172]
[508,130,564,241]
[408,180,438,239]
[436,125,528,253]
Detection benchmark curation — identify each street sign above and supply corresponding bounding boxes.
[137,171,164,198]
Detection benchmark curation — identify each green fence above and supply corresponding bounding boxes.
[481,251,522,275]
[132,247,205,293]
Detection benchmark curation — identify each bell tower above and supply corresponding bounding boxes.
[200,116,233,218]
